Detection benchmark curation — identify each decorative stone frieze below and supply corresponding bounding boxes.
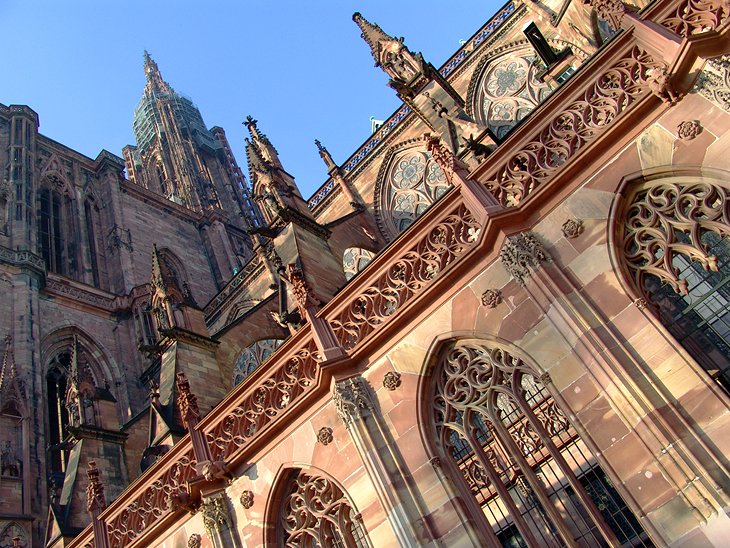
[480,288,502,308]
[317,427,334,445]
[383,371,402,391]
[561,218,584,239]
[500,232,551,287]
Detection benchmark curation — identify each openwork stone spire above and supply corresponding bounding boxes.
[143,50,172,94]
[353,12,397,67]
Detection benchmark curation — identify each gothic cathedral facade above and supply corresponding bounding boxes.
[1,0,729,546]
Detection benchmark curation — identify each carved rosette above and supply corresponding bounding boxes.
[383,371,402,391]
[317,426,334,445]
[561,218,585,239]
[676,120,703,141]
[86,461,106,513]
[500,232,551,287]
[187,533,202,548]
[333,376,375,427]
[480,288,503,308]
[239,490,254,509]
[176,372,200,426]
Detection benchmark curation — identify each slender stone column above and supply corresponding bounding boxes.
[333,375,437,547]
[86,461,110,548]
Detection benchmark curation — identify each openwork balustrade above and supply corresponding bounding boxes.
[329,203,481,350]
[661,0,729,37]
[483,45,662,207]
[105,447,196,547]
[206,338,319,462]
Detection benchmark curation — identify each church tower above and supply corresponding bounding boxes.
[122,52,260,230]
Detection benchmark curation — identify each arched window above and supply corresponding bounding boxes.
[429,340,649,546]
[616,176,730,394]
[46,352,71,475]
[471,46,555,139]
[38,179,77,278]
[135,301,158,348]
[377,148,450,239]
[275,469,369,547]
[232,338,284,386]
[84,197,108,289]
[343,247,376,281]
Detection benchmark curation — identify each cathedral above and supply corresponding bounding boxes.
[1,0,729,546]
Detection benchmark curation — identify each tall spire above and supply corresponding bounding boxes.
[143,50,171,94]
[352,12,396,68]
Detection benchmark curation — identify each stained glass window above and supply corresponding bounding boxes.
[232,339,284,386]
[475,50,554,139]
[381,149,450,238]
[343,247,376,281]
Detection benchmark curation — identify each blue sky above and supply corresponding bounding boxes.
[1,1,502,198]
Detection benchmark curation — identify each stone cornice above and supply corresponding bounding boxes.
[0,245,45,275]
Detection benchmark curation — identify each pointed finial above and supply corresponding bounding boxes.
[315,139,337,171]
[0,334,15,390]
[69,334,79,386]
[244,115,263,140]
[352,12,396,67]
[151,243,166,292]
[176,372,200,426]
[143,50,170,93]
[86,460,107,513]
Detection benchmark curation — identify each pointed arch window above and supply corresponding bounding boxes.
[378,148,450,238]
[472,47,555,139]
[343,247,376,281]
[617,177,730,394]
[84,197,108,289]
[38,180,77,278]
[232,338,284,386]
[430,340,650,546]
[46,352,71,475]
[276,469,369,547]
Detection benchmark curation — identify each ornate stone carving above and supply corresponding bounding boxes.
[201,495,232,538]
[317,426,334,445]
[583,0,626,32]
[206,339,319,462]
[333,376,375,427]
[662,0,729,36]
[500,232,551,287]
[330,203,480,350]
[677,120,703,140]
[483,47,664,207]
[383,371,402,391]
[561,218,585,239]
[634,297,649,310]
[187,534,202,548]
[618,180,730,295]
[693,55,730,113]
[279,470,368,546]
[646,66,680,104]
[85,461,106,513]
[176,372,200,426]
[239,490,254,509]
[480,288,503,308]
[287,264,321,316]
[429,456,442,469]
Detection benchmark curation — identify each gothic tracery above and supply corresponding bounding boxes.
[277,470,369,548]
